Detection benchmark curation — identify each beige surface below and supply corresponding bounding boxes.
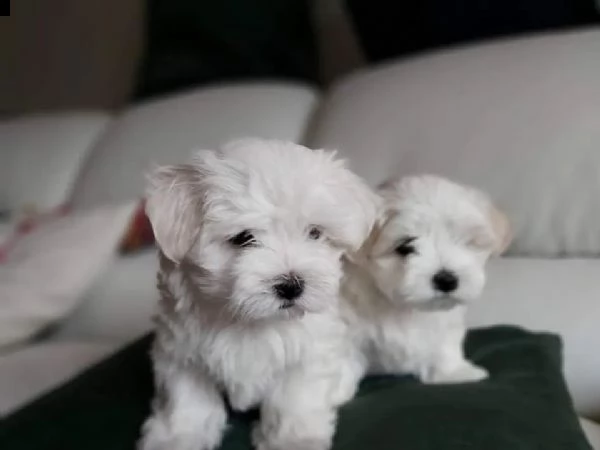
[0,0,143,116]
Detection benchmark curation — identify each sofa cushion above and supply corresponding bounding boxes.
[53,249,158,341]
[336,327,592,450]
[309,28,600,258]
[0,202,137,349]
[71,83,319,208]
[2,327,593,450]
[0,113,111,213]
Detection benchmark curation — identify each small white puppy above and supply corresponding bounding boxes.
[341,175,511,384]
[139,139,378,450]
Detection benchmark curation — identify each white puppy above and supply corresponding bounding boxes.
[139,139,378,450]
[341,175,511,384]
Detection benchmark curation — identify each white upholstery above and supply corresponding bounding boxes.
[0,202,137,348]
[71,84,319,208]
[310,28,600,258]
[55,250,158,341]
[0,341,117,415]
[471,257,600,418]
[0,112,111,211]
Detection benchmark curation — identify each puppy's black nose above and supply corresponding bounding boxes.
[273,274,305,301]
[432,270,459,293]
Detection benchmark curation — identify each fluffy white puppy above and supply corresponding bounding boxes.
[341,175,511,384]
[139,139,378,450]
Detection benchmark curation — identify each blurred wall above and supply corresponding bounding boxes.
[0,0,362,117]
[0,0,144,117]
[311,0,366,85]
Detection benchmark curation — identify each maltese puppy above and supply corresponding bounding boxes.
[139,139,378,450]
[341,175,511,384]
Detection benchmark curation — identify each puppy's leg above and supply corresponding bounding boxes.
[253,359,361,450]
[228,381,265,412]
[430,359,488,383]
[421,332,488,384]
[139,367,227,450]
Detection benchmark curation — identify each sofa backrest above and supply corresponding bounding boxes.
[310,27,600,258]
[69,84,319,208]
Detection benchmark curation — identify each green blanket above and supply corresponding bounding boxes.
[0,326,591,450]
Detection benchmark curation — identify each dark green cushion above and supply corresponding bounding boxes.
[134,0,318,100]
[0,326,591,450]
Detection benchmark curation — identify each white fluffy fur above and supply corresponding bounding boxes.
[341,175,511,384]
[139,139,378,450]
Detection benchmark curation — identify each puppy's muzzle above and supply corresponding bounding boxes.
[273,273,305,307]
[432,269,459,293]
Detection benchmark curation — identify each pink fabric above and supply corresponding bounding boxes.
[0,204,70,263]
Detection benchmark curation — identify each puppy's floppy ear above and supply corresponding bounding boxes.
[347,209,387,264]
[467,185,512,256]
[488,204,512,255]
[313,151,380,254]
[145,163,203,263]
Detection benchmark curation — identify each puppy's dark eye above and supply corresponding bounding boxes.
[308,226,322,240]
[229,230,256,248]
[395,237,417,257]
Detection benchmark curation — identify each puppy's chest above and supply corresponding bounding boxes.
[351,305,461,372]
[199,321,311,385]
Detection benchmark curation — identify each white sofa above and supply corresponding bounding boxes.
[1,28,599,446]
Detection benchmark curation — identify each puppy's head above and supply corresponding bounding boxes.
[364,175,510,310]
[146,139,378,321]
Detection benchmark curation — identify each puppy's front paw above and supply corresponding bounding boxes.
[139,411,226,450]
[426,362,488,384]
[228,386,260,412]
